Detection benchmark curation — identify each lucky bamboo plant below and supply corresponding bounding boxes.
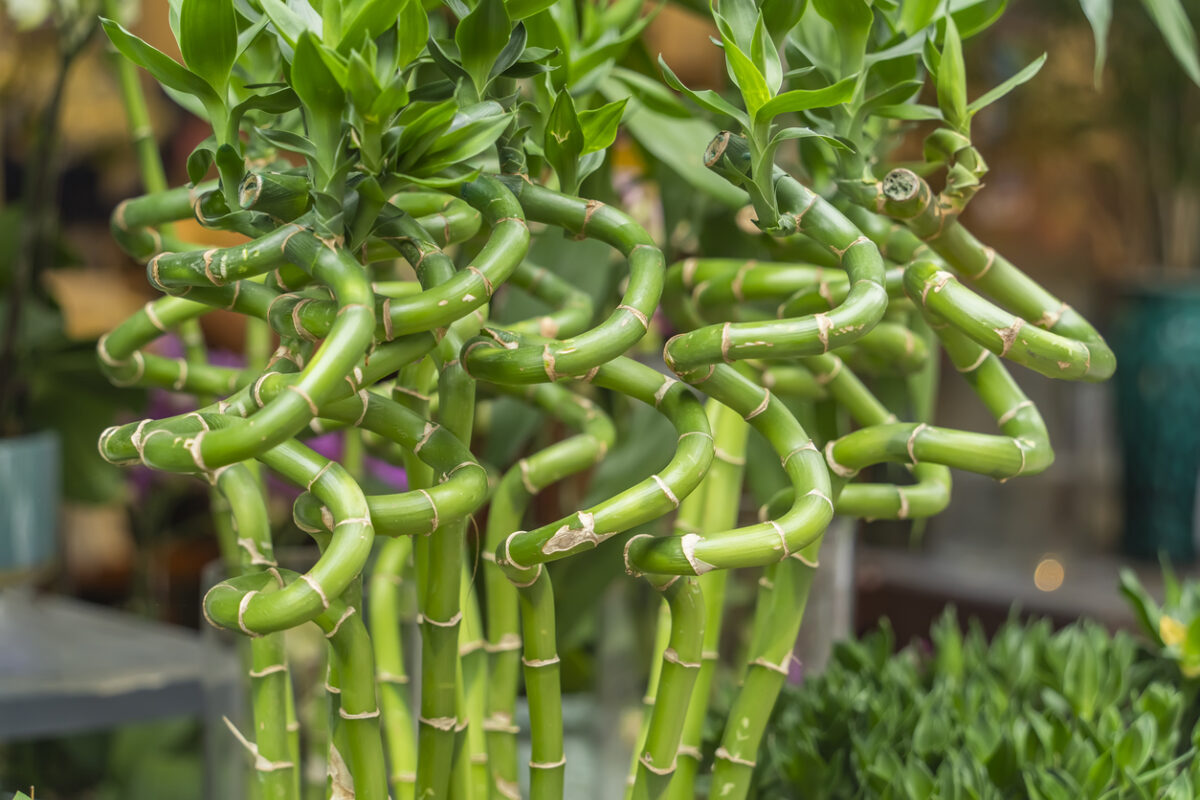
[90,1,1164,799]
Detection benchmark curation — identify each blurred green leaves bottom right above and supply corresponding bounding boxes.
[704,595,1200,799]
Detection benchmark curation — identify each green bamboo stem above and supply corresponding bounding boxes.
[413,219,479,799]
[625,480,711,800]
[663,134,888,374]
[629,575,704,800]
[368,537,417,800]
[461,180,665,384]
[666,400,749,800]
[459,562,490,800]
[495,357,713,571]
[482,384,615,799]
[625,599,673,800]
[215,465,298,800]
[870,168,1114,381]
[708,558,815,800]
[509,565,565,799]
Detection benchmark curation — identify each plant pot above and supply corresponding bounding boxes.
[0,430,60,584]
[1112,281,1200,562]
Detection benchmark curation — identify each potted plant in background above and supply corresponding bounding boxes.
[1087,0,1200,562]
[0,1,113,583]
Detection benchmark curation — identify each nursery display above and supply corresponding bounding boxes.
[85,0,1193,798]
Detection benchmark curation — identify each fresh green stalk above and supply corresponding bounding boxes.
[667,400,749,800]
[368,537,417,800]
[482,383,615,799]
[708,558,815,800]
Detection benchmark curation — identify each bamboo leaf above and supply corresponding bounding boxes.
[872,103,943,121]
[901,0,940,33]
[755,74,856,124]
[395,0,429,67]
[751,14,783,95]
[347,51,382,117]
[723,36,772,118]
[760,0,808,43]
[936,16,968,131]
[948,0,1008,40]
[1138,0,1200,86]
[811,0,873,74]
[966,52,1046,114]
[456,0,512,91]
[579,98,627,154]
[612,66,691,118]
[256,127,318,159]
[259,0,322,46]
[490,23,529,80]
[506,0,558,20]
[291,32,346,120]
[179,0,237,93]
[1077,0,1111,87]
[228,88,300,140]
[339,0,401,52]
[544,90,584,190]
[659,56,749,127]
[100,18,220,108]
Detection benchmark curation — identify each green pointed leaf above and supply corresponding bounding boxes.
[395,0,429,67]
[872,103,943,121]
[339,0,399,52]
[723,37,772,118]
[179,0,237,93]
[1162,553,1183,609]
[347,51,382,117]
[490,23,529,79]
[659,56,749,126]
[427,37,471,84]
[228,88,300,141]
[544,89,584,190]
[101,18,220,108]
[422,101,510,170]
[948,0,1008,40]
[255,127,318,160]
[1132,0,1200,85]
[259,0,322,46]
[902,0,940,33]
[456,0,512,91]
[186,140,216,185]
[579,98,627,154]
[1078,0,1111,87]
[393,99,458,166]
[760,0,808,43]
[755,74,856,124]
[967,53,1046,114]
[292,32,346,120]
[811,0,873,74]
[612,66,691,118]
[506,0,558,21]
[936,16,968,131]
[752,14,783,95]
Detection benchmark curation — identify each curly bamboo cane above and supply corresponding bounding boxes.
[216,465,299,800]
[482,384,615,798]
[868,168,1115,381]
[666,401,749,800]
[460,180,665,384]
[368,536,417,800]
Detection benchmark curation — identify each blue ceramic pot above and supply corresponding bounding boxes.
[0,430,60,580]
